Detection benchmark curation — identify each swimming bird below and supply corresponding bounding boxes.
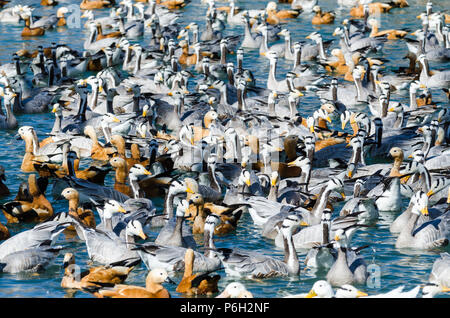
[72,216,147,265]
[176,248,220,296]
[0,174,53,224]
[61,252,135,290]
[80,0,112,10]
[89,268,174,298]
[0,221,70,261]
[154,199,197,249]
[326,228,368,286]
[311,6,335,25]
[133,214,222,273]
[0,243,63,273]
[217,214,302,278]
[61,187,96,230]
[395,192,449,249]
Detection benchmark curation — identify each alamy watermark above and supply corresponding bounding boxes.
[66,4,81,29]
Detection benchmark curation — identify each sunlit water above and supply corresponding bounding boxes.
[0,0,448,298]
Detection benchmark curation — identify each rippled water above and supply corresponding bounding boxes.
[0,0,448,298]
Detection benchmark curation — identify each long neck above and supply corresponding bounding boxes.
[282,230,299,275]
[227,67,235,86]
[294,48,301,69]
[398,211,420,243]
[374,122,383,147]
[13,58,20,76]
[88,27,96,44]
[101,122,111,143]
[87,129,99,146]
[289,99,297,119]
[311,185,331,221]
[322,222,330,244]
[220,45,227,65]
[285,36,293,58]
[133,94,140,113]
[123,46,132,69]
[234,134,242,163]
[163,189,176,218]
[268,60,277,85]
[126,4,134,20]
[195,49,201,66]
[208,164,220,192]
[268,184,278,201]
[420,58,432,78]
[420,167,431,192]
[48,64,55,86]
[262,30,269,52]
[213,84,226,107]
[370,24,379,37]
[203,229,215,257]
[171,58,178,72]
[349,146,361,165]
[268,99,275,116]
[342,29,351,48]
[176,98,184,116]
[409,89,418,110]
[134,51,142,74]
[394,111,404,128]
[335,247,349,271]
[90,84,99,109]
[168,216,184,246]
[4,101,16,128]
[317,38,327,60]
[106,96,114,114]
[66,157,76,177]
[391,155,403,176]
[51,112,62,134]
[237,87,246,111]
[354,77,364,101]
[104,216,113,232]
[129,176,141,199]
[96,25,103,37]
[77,91,88,122]
[125,232,135,249]
[68,197,79,214]
[237,55,243,73]
[192,28,198,44]
[422,135,432,159]
[24,135,34,153]
[31,131,40,155]
[300,164,312,192]
[331,84,337,101]
[115,165,128,184]
[244,19,252,42]
[380,98,388,118]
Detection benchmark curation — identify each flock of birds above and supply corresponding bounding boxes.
[0,0,448,299]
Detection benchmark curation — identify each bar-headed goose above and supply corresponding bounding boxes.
[73,216,147,265]
[0,243,63,273]
[326,228,368,286]
[395,191,449,249]
[217,214,302,278]
[0,221,69,260]
[132,214,222,273]
[154,199,197,249]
